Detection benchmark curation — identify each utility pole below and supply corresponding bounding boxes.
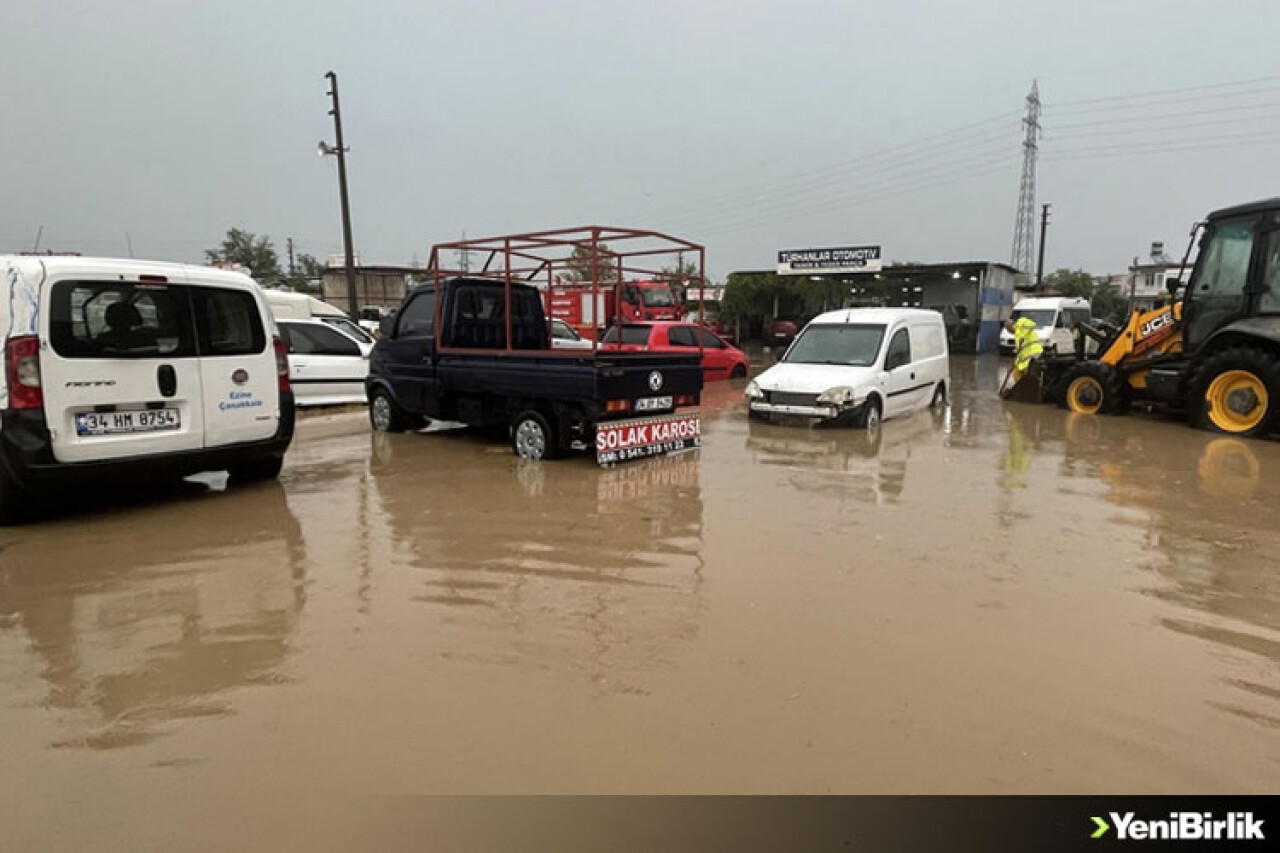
[1035,203,1050,287]
[126,232,134,259]
[323,71,358,316]
[287,237,295,277]
[1010,81,1041,274]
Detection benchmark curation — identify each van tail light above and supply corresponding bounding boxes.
[674,394,696,408]
[5,335,43,410]
[605,399,630,414]
[273,336,291,393]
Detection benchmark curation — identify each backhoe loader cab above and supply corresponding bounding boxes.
[1031,197,1280,437]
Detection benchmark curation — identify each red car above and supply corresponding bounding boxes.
[601,322,749,381]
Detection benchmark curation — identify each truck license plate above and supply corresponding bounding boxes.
[596,411,700,466]
[634,396,672,412]
[76,408,180,436]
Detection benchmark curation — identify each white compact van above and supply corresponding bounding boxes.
[745,307,949,430]
[0,255,295,523]
[998,296,1092,355]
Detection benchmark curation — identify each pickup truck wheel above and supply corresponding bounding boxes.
[511,410,559,460]
[369,388,425,432]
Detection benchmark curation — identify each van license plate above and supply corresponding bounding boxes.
[76,409,180,436]
[634,396,673,412]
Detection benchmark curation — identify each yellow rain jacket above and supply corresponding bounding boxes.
[1012,316,1043,373]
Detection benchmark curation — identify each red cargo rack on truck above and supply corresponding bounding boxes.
[368,227,708,465]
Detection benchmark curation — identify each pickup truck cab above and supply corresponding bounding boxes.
[0,255,294,523]
[366,277,704,463]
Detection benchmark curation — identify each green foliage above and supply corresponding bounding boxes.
[565,243,620,283]
[205,228,282,283]
[658,256,700,302]
[1040,267,1130,325]
[282,253,323,292]
[1041,268,1094,299]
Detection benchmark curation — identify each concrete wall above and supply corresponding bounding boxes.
[321,269,412,314]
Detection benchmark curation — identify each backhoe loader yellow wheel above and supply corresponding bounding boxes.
[1191,346,1280,437]
[1058,361,1127,415]
[1066,375,1105,414]
[1205,370,1268,433]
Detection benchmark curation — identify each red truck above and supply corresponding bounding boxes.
[547,279,681,337]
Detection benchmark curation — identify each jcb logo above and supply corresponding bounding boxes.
[1139,311,1175,339]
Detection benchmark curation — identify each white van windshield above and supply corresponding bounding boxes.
[783,324,885,366]
[1011,309,1056,327]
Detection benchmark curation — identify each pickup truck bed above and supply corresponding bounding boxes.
[367,277,704,462]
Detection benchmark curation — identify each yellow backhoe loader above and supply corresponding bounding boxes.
[1003,197,1280,437]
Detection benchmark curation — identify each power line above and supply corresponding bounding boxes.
[650,134,1017,228]
[1045,73,1280,111]
[662,147,1016,235]
[696,160,1016,240]
[1047,98,1280,131]
[625,110,1020,222]
[1042,134,1280,162]
[1050,109,1280,140]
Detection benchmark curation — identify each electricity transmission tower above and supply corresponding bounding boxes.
[1010,81,1041,273]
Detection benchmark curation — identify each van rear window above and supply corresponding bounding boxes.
[48,282,265,359]
[49,282,195,359]
[191,288,266,355]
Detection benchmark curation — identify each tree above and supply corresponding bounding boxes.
[564,242,620,283]
[1040,268,1094,299]
[205,228,282,283]
[1041,267,1129,325]
[658,256,700,303]
[282,253,324,293]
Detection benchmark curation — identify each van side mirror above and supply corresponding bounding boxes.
[380,312,398,339]
[1166,278,1181,295]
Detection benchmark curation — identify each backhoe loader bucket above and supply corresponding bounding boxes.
[999,360,1052,404]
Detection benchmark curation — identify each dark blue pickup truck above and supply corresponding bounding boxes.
[366,277,704,463]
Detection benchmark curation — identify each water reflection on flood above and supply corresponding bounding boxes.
[0,483,305,749]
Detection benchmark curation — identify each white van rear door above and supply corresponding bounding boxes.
[190,282,280,448]
[41,275,206,463]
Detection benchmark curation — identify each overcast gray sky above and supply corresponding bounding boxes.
[5,0,1279,279]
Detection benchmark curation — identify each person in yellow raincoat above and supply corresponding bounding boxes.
[1006,316,1043,383]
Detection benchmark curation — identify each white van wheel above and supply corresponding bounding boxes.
[855,399,881,431]
[930,383,947,407]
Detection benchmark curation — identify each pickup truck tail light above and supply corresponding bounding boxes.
[5,335,43,410]
[273,336,291,393]
[605,399,630,414]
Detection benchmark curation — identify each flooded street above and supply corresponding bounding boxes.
[3,355,1279,842]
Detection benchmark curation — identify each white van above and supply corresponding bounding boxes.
[0,255,294,523]
[998,296,1091,355]
[745,307,949,429]
[263,290,375,347]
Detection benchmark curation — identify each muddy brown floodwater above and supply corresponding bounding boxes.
[2,356,1279,847]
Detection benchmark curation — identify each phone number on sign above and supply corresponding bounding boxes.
[597,437,700,465]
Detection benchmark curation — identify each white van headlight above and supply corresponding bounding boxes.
[745,380,764,399]
[816,386,860,405]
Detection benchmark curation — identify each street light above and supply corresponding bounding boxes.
[320,71,358,317]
